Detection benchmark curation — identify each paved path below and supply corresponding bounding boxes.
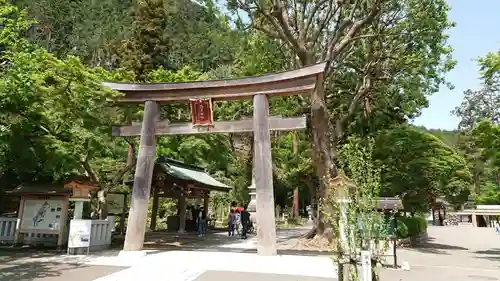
[0,225,337,281]
[93,226,337,281]
[93,250,337,281]
[0,249,127,281]
[379,225,500,281]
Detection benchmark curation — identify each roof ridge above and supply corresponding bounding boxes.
[156,156,205,172]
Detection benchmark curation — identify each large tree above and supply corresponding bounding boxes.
[226,0,455,236]
[453,50,500,130]
[0,2,135,218]
[468,120,500,204]
[373,127,471,212]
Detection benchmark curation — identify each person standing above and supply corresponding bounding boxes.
[240,205,251,239]
[228,209,236,236]
[234,208,241,237]
[186,205,193,231]
[198,206,207,237]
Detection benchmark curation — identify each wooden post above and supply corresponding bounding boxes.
[14,196,26,245]
[120,194,127,235]
[178,190,186,233]
[253,94,277,256]
[150,187,159,231]
[292,133,299,218]
[123,101,158,251]
[203,191,209,214]
[57,196,69,249]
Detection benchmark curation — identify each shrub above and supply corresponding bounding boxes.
[396,216,427,238]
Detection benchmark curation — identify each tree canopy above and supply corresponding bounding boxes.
[1,0,496,227]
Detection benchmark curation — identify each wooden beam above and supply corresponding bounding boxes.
[123,101,158,252]
[104,63,326,103]
[112,116,307,137]
[253,94,277,256]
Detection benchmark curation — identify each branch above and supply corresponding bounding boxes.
[336,68,374,139]
[249,2,296,52]
[327,0,384,64]
[270,0,308,60]
[292,0,300,40]
[82,152,101,184]
[111,164,134,185]
[251,21,283,40]
[310,0,338,50]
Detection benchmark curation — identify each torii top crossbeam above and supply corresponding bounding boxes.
[103,63,326,103]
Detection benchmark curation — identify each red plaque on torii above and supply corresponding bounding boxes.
[189,98,214,127]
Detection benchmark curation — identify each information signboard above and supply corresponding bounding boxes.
[106,193,126,215]
[21,199,65,231]
[68,219,92,248]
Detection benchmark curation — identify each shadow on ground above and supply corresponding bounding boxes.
[406,236,469,255]
[0,247,127,281]
[0,262,82,281]
[112,229,334,256]
[475,248,500,262]
[0,247,62,262]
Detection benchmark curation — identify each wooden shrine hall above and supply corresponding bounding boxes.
[124,156,231,232]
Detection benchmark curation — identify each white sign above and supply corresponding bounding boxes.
[68,219,92,248]
[361,250,372,281]
[21,199,64,231]
[106,193,125,214]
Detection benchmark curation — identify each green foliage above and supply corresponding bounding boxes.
[454,49,500,130]
[468,120,500,204]
[471,120,500,168]
[330,138,385,253]
[0,1,129,192]
[119,0,169,80]
[396,216,428,238]
[3,0,493,239]
[477,50,500,82]
[453,47,500,204]
[474,182,500,205]
[374,126,471,212]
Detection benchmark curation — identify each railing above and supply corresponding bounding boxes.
[90,216,115,250]
[0,218,17,243]
[1,215,115,250]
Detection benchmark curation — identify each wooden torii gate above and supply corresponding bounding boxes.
[105,62,326,256]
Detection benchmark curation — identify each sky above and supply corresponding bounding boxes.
[411,0,500,130]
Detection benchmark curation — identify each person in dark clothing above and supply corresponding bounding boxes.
[197,206,207,236]
[240,205,251,239]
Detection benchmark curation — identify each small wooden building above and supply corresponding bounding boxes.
[125,156,231,232]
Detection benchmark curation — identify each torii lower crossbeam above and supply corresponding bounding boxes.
[112,116,306,137]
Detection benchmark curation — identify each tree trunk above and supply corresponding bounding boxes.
[309,73,338,236]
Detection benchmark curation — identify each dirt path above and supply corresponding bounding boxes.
[379,225,500,281]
